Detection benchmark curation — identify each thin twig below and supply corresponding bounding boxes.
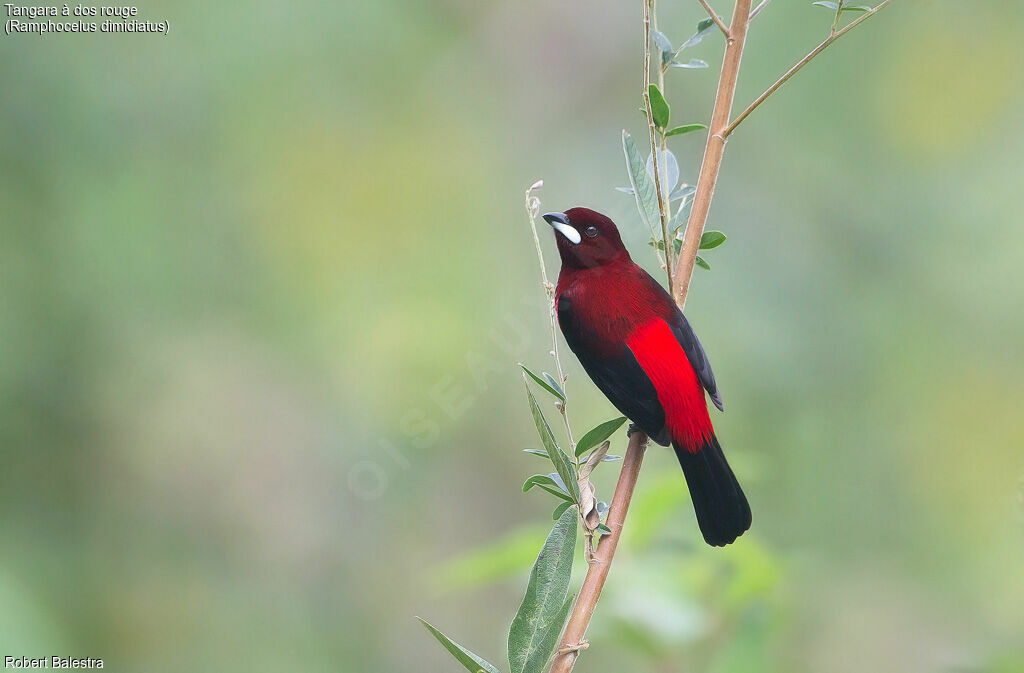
[748,0,772,20]
[724,0,892,137]
[652,1,674,275]
[830,0,845,36]
[697,0,730,37]
[671,0,753,308]
[524,182,576,452]
[642,0,674,291]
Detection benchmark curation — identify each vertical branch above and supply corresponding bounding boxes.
[671,0,753,308]
[642,0,674,291]
[549,430,649,673]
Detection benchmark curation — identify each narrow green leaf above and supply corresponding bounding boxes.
[523,474,573,503]
[595,523,612,536]
[523,449,549,458]
[525,383,580,503]
[680,17,716,48]
[812,0,866,9]
[699,231,727,250]
[670,58,708,69]
[601,454,623,462]
[670,184,696,203]
[523,474,561,493]
[646,147,679,200]
[574,416,628,457]
[673,238,683,256]
[648,84,670,129]
[508,509,578,673]
[520,364,565,401]
[665,123,707,138]
[542,372,565,400]
[622,131,660,238]
[651,29,674,67]
[419,617,503,673]
[552,502,573,520]
[695,255,711,271]
[535,483,575,503]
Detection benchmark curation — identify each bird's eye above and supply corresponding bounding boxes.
[584,226,599,238]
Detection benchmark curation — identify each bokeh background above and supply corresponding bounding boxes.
[2,0,1023,671]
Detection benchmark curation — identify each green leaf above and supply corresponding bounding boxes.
[648,84,670,129]
[508,508,578,673]
[419,617,503,673]
[646,147,679,200]
[542,372,565,400]
[812,1,869,9]
[525,383,580,503]
[670,184,696,203]
[552,502,573,520]
[535,483,575,502]
[680,17,716,48]
[520,364,565,401]
[595,523,612,536]
[695,255,711,271]
[528,594,574,673]
[602,454,623,462]
[523,474,573,502]
[665,123,707,138]
[523,449,549,458]
[651,29,674,67]
[670,58,708,69]
[575,417,628,457]
[622,131,660,237]
[699,230,726,250]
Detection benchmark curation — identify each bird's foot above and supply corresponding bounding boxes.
[626,422,640,436]
[557,640,589,655]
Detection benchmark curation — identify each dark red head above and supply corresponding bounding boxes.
[542,207,630,269]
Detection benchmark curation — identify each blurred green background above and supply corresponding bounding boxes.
[2,0,1023,671]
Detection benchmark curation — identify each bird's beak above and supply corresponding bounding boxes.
[542,212,581,244]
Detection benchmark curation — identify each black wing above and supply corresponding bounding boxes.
[638,271,724,411]
[557,294,671,446]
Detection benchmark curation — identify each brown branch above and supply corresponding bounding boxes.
[724,0,891,137]
[549,430,649,673]
[697,0,730,37]
[671,0,753,307]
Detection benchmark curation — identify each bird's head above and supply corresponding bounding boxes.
[542,207,630,269]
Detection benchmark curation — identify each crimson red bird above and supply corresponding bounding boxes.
[543,207,750,546]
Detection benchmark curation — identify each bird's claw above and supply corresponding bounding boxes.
[626,422,640,436]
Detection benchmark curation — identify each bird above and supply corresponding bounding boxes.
[542,207,750,546]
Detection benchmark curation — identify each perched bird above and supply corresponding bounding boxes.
[543,207,750,546]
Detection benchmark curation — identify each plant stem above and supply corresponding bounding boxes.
[748,0,772,20]
[723,0,891,137]
[642,0,674,291]
[830,0,845,36]
[525,182,576,453]
[698,0,730,37]
[549,430,649,673]
[671,0,753,308]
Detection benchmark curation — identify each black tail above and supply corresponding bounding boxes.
[673,434,751,546]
